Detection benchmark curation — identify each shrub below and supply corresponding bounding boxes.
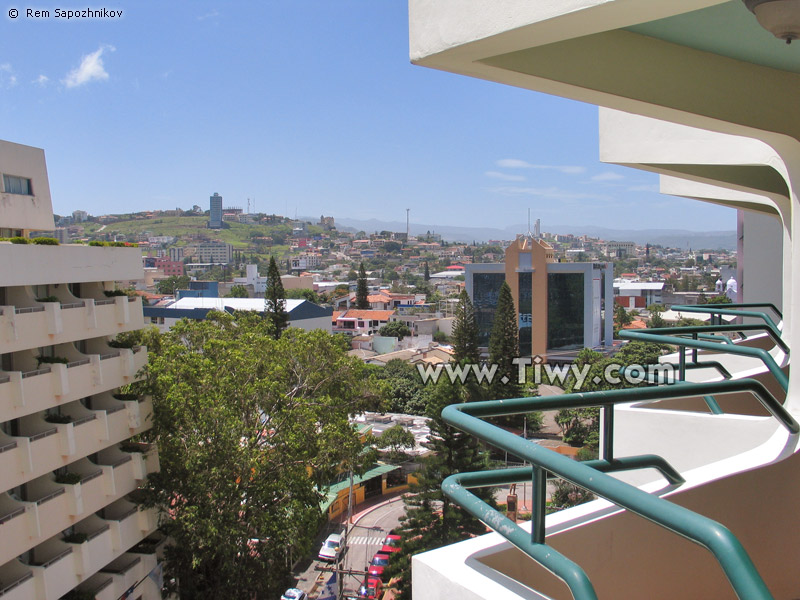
[119,442,147,453]
[103,289,128,297]
[55,472,82,485]
[113,392,139,401]
[9,236,29,244]
[32,237,59,245]
[44,413,73,424]
[62,532,88,544]
[108,338,135,349]
[88,241,105,246]
[36,296,60,303]
[37,355,70,366]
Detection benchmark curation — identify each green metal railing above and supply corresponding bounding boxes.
[441,315,795,600]
[442,378,797,599]
[620,325,789,392]
[672,303,782,330]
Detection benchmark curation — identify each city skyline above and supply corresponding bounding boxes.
[2,1,735,231]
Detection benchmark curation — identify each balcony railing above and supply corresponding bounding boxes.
[101,555,141,574]
[28,427,57,442]
[86,523,111,541]
[60,301,86,310]
[21,367,51,379]
[72,414,97,427]
[31,547,73,568]
[0,572,33,596]
[34,487,66,506]
[14,306,44,314]
[67,358,91,368]
[441,308,794,600]
[0,441,18,454]
[0,506,26,525]
[80,469,104,484]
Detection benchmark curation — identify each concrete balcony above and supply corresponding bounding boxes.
[101,498,159,553]
[0,399,154,495]
[0,346,147,421]
[0,295,144,354]
[98,553,159,600]
[0,560,34,600]
[0,242,144,288]
[29,539,78,600]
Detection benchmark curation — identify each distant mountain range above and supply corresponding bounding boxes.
[327,217,736,251]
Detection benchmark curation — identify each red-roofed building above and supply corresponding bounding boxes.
[333,309,395,336]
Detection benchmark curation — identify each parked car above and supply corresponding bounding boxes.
[357,576,383,599]
[380,533,401,554]
[281,588,308,600]
[368,552,391,579]
[318,533,343,562]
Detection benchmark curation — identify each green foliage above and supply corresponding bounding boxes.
[37,355,69,366]
[155,275,191,295]
[369,360,429,415]
[285,288,321,303]
[432,330,450,343]
[379,320,411,340]
[452,290,479,364]
[44,413,73,424]
[55,472,83,485]
[135,314,373,599]
[386,378,495,598]
[32,237,59,245]
[547,480,595,514]
[225,284,249,298]
[9,236,29,244]
[36,296,59,303]
[613,304,633,335]
[647,303,667,329]
[423,261,430,281]
[376,425,416,463]
[707,294,733,304]
[488,282,520,400]
[264,256,288,338]
[356,262,370,309]
[103,289,129,297]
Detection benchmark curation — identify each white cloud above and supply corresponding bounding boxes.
[34,74,49,86]
[63,45,115,88]
[627,184,659,192]
[0,63,18,88]
[485,171,526,182]
[591,171,625,182]
[197,9,219,20]
[495,158,586,175]
[490,185,611,201]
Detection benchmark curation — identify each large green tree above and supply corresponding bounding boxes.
[356,262,370,309]
[386,378,495,597]
[488,281,521,399]
[265,256,289,338]
[137,313,372,599]
[155,275,191,295]
[451,290,479,364]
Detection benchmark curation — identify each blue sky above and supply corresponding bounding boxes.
[1,1,735,232]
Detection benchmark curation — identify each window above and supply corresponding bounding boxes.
[3,174,32,195]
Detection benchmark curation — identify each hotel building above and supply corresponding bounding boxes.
[0,140,161,599]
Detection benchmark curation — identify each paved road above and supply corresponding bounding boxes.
[291,495,406,599]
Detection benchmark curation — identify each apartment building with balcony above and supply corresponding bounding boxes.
[408,2,800,599]
[0,140,161,600]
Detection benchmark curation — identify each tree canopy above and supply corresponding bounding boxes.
[136,313,374,599]
[356,262,370,309]
[265,256,288,338]
[379,320,412,340]
[488,281,521,400]
[452,290,479,364]
[385,378,495,597]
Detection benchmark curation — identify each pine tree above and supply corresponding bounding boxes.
[488,281,521,399]
[452,290,479,364]
[264,256,288,338]
[386,378,495,598]
[356,262,370,309]
[424,261,430,281]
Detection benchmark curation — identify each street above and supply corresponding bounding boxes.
[291,495,406,599]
